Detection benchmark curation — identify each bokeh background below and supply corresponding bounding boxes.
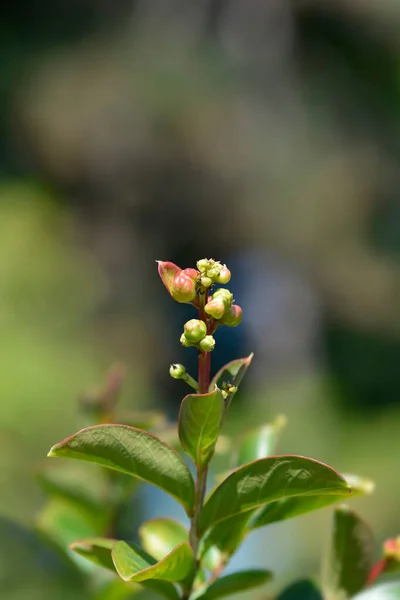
[1,0,400,598]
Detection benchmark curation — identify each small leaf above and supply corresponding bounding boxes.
[209,354,253,393]
[250,473,374,529]
[322,505,375,599]
[235,415,287,466]
[48,425,195,515]
[353,582,400,599]
[199,455,350,533]
[139,518,188,561]
[276,579,323,600]
[179,388,224,467]
[191,569,272,599]
[112,541,195,584]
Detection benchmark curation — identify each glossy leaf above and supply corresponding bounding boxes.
[48,424,195,514]
[235,415,287,466]
[139,518,188,561]
[191,569,272,599]
[250,473,374,529]
[353,583,400,599]
[199,455,350,533]
[200,512,252,562]
[276,579,323,600]
[322,505,375,599]
[179,388,224,467]
[112,541,195,584]
[209,354,253,392]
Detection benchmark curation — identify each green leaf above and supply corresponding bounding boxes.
[250,473,374,529]
[276,579,323,600]
[199,455,350,534]
[322,505,375,599]
[191,569,272,599]
[200,513,252,563]
[112,541,195,584]
[139,518,188,561]
[353,583,400,599]
[235,415,287,466]
[94,579,141,600]
[48,425,195,515]
[209,354,253,392]
[179,388,224,467]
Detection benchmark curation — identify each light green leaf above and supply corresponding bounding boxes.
[94,579,141,600]
[112,541,195,585]
[250,473,374,529]
[179,388,224,467]
[139,518,188,561]
[235,415,287,466]
[322,505,375,599]
[209,354,253,393]
[199,456,350,533]
[48,425,195,514]
[276,579,323,600]
[191,569,272,599]
[353,583,400,599]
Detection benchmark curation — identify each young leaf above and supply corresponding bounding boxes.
[322,505,375,600]
[139,518,188,561]
[235,415,287,466]
[191,569,272,599]
[276,579,323,600]
[352,582,400,599]
[112,541,195,584]
[199,455,351,533]
[178,388,224,467]
[209,354,253,392]
[250,473,374,529]
[48,425,195,514]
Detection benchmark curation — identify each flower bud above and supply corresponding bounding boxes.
[171,271,197,303]
[216,265,231,284]
[205,297,226,319]
[213,288,233,308]
[169,364,186,379]
[180,333,193,347]
[197,259,209,273]
[183,268,199,280]
[200,276,212,289]
[157,260,181,296]
[183,319,207,343]
[206,265,221,279]
[199,335,215,352]
[219,304,242,327]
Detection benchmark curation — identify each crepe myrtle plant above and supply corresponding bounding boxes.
[47,258,392,600]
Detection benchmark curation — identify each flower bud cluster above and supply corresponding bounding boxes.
[196,259,231,289]
[180,319,216,353]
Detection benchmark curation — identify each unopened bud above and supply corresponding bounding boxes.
[213,288,233,308]
[216,265,231,284]
[199,335,215,352]
[171,271,197,303]
[206,265,221,279]
[169,364,186,379]
[200,276,212,289]
[157,260,181,297]
[197,259,209,273]
[180,333,193,347]
[183,268,199,280]
[184,319,207,343]
[205,297,226,319]
[220,304,242,327]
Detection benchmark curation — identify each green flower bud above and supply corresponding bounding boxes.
[206,265,221,279]
[216,265,231,284]
[199,335,215,352]
[180,333,193,347]
[171,271,197,303]
[205,297,226,319]
[197,259,209,273]
[219,304,242,327]
[169,364,186,379]
[213,288,233,308]
[200,276,213,288]
[184,319,207,343]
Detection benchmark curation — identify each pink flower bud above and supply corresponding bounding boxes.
[205,298,226,320]
[183,268,199,280]
[216,265,231,284]
[157,260,181,296]
[220,304,242,327]
[172,271,197,303]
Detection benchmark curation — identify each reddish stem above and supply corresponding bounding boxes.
[367,559,387,586]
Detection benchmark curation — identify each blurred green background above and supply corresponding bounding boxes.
[0,1,400,598]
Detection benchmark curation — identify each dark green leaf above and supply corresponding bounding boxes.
[209,354,253,392]
[353,583,400,599]
[139,518,188,561]
[276,579,323,600]
[200,513,252,563]
[179,388,224,467]
[112,541,195,584]
[199,456,350,533]
[235,415,287,466]
[250,473,374,529]
[191,569,272,599]
[322,505,375,599]
[48,425,195,514]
